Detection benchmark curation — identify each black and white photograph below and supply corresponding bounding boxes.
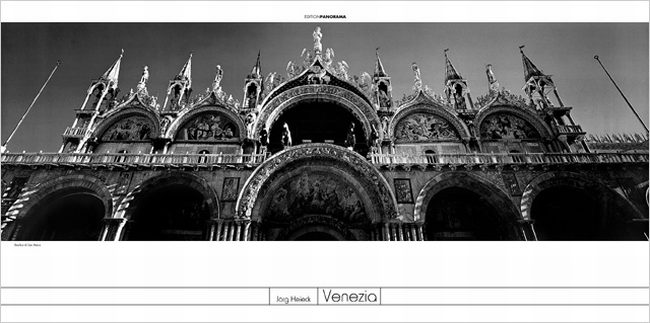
[0,2,649,323]
[1,22,648,241]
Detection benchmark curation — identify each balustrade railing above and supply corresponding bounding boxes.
[370,152,649,165]
[1,152,267,166]
[557,124,584,134]
[2,152,647,167]
[63,127,92,138]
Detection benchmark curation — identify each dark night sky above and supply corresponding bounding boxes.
[1,23,648,152]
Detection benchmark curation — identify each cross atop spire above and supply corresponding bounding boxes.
[374,47,388,77]
[100,49,123,89]
[519,45,545,82]
[444,48,463,82]
[249,50,262,79]
[175,52,193,88]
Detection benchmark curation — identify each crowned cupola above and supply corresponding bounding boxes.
[162,52,193,112]
[443,49,474,112]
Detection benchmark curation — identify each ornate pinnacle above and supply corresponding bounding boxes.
[519,45,545,82]
[444,48,462,82]
[374,47,387,77]
[101,49,124,89]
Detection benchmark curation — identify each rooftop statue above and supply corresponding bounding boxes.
[313,26,323,53]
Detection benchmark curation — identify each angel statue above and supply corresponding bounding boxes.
[286,61,298,78]
[324,48,335,65]
[313,26,323,52]
[264,72,277,92]
[336,61,350,80]
[412,62,423,90]
[355,72,372,92]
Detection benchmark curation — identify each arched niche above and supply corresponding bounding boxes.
[413,172,523,240]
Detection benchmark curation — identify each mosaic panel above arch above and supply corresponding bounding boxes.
[394,112,460,142]
[101,116,156,141]
[175,111,240,141]
[263,171,369,225]
[479,113,541,140]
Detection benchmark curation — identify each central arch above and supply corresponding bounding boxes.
[236,144,398,241]
[255,85,382,151]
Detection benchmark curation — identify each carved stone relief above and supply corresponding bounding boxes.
[480,113,540,140]
[102,116,154,141]
[176,112,239,141]
[394,113,459,142]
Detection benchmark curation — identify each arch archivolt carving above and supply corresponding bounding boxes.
[236,144,398,222]
[13,174,114,221]
[389,104,470,142]
[475,105,553,140]
[92,107,160,141]
[114,172,220,221]
[254,85,382,141]
[519,171,644,221]
[166,105,246,141]
[413,171,522,224]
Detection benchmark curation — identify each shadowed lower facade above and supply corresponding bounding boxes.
[1,28,648,241]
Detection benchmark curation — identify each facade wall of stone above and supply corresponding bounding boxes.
[2,162,647,240]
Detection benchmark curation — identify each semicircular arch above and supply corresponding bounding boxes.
[475,105,554,140]
[389,104,471,141]
[235,144,398,223]
[254,85,381,141]
[520,171,646,221]
[92,108,160,141]
[166,105,246,141]
[413,171,522,224]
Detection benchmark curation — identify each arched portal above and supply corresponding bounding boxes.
[525,173,646,240]
[121,173,219,241]
[268,99,366,153]
[425,187,511,240]
[18,188,106,241]
[236,144,399,241]
[415,172,523,241]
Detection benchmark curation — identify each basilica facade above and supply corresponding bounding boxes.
[2,28,648,241]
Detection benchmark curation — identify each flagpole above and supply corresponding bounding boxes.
[1,60,61,153]
[594,55,648,133]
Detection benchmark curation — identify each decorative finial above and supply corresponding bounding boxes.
[519,45,525,53]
